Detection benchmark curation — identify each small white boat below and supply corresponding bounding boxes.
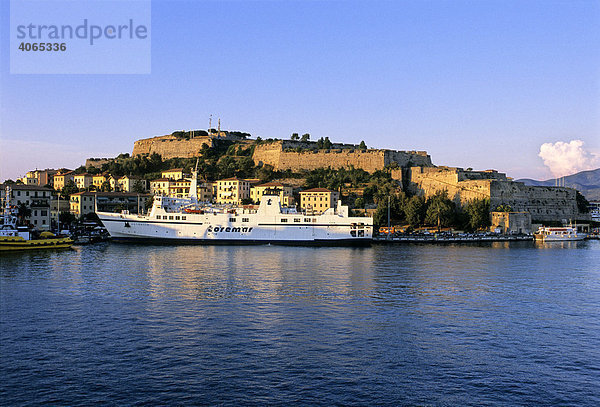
[533,225,586,242]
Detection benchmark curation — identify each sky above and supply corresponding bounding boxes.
[1,0,599,181]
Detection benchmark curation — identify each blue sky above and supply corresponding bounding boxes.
[1,0,599,181]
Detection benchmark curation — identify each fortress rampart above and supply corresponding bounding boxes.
[403,166,583,222]
[252,141,432,173]
[133,135,215,159]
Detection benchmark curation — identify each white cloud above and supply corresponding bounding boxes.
[538,140,600,178]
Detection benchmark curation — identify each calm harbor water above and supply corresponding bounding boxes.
[1,241,599,405]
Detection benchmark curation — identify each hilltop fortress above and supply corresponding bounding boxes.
[129,131,588,222]
[132,130,251,159]
[132,133,432,172]
[252,140,433,173]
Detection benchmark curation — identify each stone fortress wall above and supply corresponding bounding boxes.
[252,140,433,173]
[400,166,583,222]
[132,131,246,159]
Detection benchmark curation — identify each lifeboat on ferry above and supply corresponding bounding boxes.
[184,208,204,214]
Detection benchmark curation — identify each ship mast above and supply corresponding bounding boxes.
[189,158,199,203]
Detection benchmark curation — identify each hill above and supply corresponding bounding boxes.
[517,168,600,201]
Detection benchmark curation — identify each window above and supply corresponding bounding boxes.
[294,218,301,223]
[182,216,186,220]
[41,210,47,216]
[281,218,288,223]
[175,216,180,220]
[169,216,173,220]
[242,218,249,223]
[304,218,311,222]
[230,218,236,222]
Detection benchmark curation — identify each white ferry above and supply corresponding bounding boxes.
[533,225,586,242]
[97,174,372,245]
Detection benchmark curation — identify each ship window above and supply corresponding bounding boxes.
[313,218,317,223]
[230,218,236,222]
[351,230,356,237]
[294,218,301,222]
[182,216,186,220]
[175,216,180,220]
[169,216,173,220]
[358,230,364,237]
[281,218,288,223]
[242,218,249,222]
[304,218,311,222]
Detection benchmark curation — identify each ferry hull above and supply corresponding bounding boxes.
[98,209,372,246]
[107,235,371,246]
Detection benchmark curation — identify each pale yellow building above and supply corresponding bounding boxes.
[166,178,214,201]
[19,174,39,185]
[150,178,172,196]
[92,174,108,189]
[118,175,147,193]
[161,168,188,180]
[216,178,250,204]
[299,188,340,214]
[250,182,294,206]
[74,173,93,190]
[53,170,75,191]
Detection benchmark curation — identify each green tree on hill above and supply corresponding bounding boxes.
[425,191,455,230]
[466,198,491,231]
[301,133,310,142]
[359,140,367,149]
[291,133,299,141]
[404,195,426,226]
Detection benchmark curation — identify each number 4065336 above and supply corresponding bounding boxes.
[18,43,66,51]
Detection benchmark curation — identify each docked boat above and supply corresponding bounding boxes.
[97,171,372,245]
[533,225,586,242]
[1,187,73,251]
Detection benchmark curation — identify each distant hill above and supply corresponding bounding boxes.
[517,168,600,201]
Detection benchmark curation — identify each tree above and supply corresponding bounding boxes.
[495,204,512,212]
[354,197,365,209]
[425,191,455,230]
[17,202,32,224]
[576,191,589,213]
[323,137,332,149]
[301,133,310,142]
[144,195,155,212]
[404,195,426,226]
[61,180,78,198]
[257,164,275,183]
[373,192,407,227]
[466,198,490,231]
[291,133,299,141]
[100,180,112,192]
[359,140,367,149]
[132,180,146,193]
